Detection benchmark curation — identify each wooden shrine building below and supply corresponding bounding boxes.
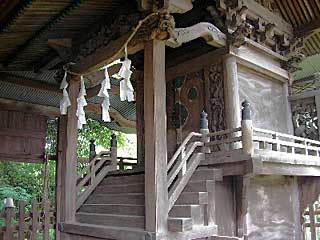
[1,0,320,239]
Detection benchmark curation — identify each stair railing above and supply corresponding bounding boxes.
[167,112,209,211]
[76,134,117,209]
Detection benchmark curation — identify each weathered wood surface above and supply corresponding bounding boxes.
[63,75,79,222]
[144,39,168,232]
[1,200,56,240]
[76,151,117,210]
[166,22,226,48]
[0,108,47,163]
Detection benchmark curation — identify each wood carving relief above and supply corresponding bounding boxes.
[216,0,303,65]
[291,98,319,141]
[205,63,226,133]
[167,63,226,156]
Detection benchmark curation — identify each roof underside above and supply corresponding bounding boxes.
[275,0,320,56]
[0,0,137,133]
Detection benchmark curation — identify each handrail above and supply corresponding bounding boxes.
[166,130,206,212]
[76,148,117,210]
[253,127,320,146]
[206,127,242,137]
[167,132,202,171]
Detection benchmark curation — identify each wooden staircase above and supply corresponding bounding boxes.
[74,167,222,238]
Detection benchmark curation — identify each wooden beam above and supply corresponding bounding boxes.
[0,72,125,99]
[70,33,144,75]
[295,19,320,37]
[85,103,136,131]
[0,98,60,117]
[0,98,136,131]
[166,47,228,81]
[63,75,79,221]
[144,39,168,232]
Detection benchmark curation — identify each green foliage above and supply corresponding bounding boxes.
[0,161,56,206]
[77,118,126,157]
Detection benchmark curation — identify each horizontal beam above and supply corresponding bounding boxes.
[0,72,130,98]
[295,19,320,37]
[0,98,136,132]
[166,47,229,81]
[0,98,60,117]
[289,89,320,101]
[70,32,144,75]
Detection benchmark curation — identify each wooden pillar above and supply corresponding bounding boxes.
[56,75,80,226]
[144,39,168,233]
[223,55,241,129]
[136,73,145,166]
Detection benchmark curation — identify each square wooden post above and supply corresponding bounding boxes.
[56,75,80,227]
[144,39,169,233]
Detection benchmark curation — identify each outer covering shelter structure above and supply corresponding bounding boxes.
[1,0,320,240]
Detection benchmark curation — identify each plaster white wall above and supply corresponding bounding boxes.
[238,66,290,133]
[244,176,300,240]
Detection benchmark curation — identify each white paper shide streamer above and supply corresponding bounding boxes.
[59,71,71,115]
[76,76,87,129]
[98,68,111,122]
[118,46,134,102]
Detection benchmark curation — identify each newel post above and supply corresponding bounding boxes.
[3,198,14,240]
[241,100,254,155]
[200,111,210,153]
[110,133,117,169]
[89,139,96,162]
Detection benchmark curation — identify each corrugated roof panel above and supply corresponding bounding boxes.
[294,53,320,79]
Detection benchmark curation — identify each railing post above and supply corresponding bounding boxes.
[3,198,14,240]
[89,139,96,162]
[200,111,210,153]
[110,133,117,169]
[89,139,96,184]
[241,100,254,155]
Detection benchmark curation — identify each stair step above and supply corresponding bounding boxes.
[76,212,145,229]
[169,205,204,226]
[184,180,215,192]
[79,204,145,216]
[95,183,144,194]
[101,174,144,185]
[86,193,144,205]
[168,217,193,232]
[190,169,222,182]
[175,192,208,205]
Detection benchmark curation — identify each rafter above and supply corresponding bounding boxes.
[295,19,320,37]
[3,0,84,65]
[0,0,34,33]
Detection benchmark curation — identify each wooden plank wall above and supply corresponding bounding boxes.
[0,109,47,163]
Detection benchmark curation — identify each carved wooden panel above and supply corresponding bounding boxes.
[0,110,47,163]
[166,62,225,157]
[204,63,226,133]
[291,98,319,140]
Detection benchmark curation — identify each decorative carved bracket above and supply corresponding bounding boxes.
[165,22,226,48]
[165,0,194,13]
